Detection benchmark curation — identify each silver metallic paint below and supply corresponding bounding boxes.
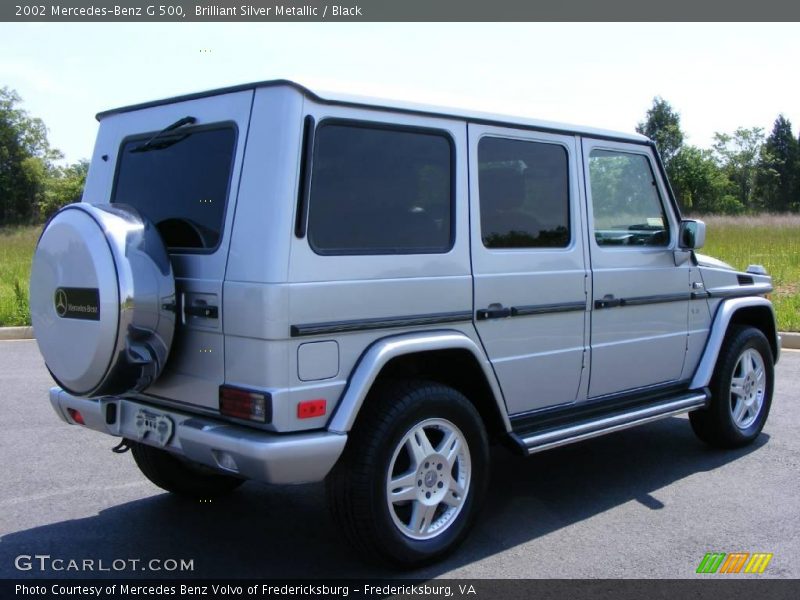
[327,331,511,434]
[31,204,175,396]
[689,296,779,390]
[469,125,589,415]
[50,387,346,485]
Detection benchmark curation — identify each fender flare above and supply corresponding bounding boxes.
[690,296,779,390]
[327,330,510,434]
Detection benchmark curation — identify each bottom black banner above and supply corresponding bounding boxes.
[3,579,799,600]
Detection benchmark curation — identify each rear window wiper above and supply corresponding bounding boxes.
[131,116,197,153]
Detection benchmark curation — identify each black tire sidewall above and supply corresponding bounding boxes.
[366,385,489,565]
[709,327,774,444]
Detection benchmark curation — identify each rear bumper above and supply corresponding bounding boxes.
[49,387,347,485]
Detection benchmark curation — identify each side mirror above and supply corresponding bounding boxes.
[679,219,706,250]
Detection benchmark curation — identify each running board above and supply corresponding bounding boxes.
[512,392,709,455]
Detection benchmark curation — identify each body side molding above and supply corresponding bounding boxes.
[291,310,473,337]
[327,330,510,434]
[690,296,779,390]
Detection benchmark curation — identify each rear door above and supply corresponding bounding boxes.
[469,125,589,415]
[581,138,690,398]
[91,91,254,410]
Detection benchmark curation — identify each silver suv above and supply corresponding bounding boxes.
[30,80,779,566]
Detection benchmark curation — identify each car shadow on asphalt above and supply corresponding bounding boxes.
[0,416,769,579]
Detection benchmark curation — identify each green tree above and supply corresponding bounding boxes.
[636,97,685,167]
[756,115,798,212]
[0,86,61,224]
[39,159,89,220]
[712,127,765,211]
[669,145,742,214]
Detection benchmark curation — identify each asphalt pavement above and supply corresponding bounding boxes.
[1,340,798,579]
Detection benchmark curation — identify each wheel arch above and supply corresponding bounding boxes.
[690,297,779,390]
[327,330,510,438]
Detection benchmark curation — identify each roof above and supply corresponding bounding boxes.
[96,79,650,144]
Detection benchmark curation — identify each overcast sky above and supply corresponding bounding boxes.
[1,22,798,163]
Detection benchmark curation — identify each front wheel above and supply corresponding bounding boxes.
[690,325,774,448]
[326,381,489,567]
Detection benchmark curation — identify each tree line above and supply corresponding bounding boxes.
[637,97,799,214]
[1,87,798,226]
[0,86,87,226]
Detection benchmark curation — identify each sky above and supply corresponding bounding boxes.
[0,22,798,164]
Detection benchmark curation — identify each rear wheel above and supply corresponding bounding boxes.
[690,326,774,448]
[130,442,244,498]
[326,381,489,567]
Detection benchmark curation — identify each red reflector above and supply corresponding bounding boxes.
[67,408,85,425]
[219,386,269,423]
[297,399,326,419]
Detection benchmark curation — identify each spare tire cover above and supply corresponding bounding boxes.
[30,203,176,397]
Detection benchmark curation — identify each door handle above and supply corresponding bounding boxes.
[594,295,622,309]
[184,304,219,319]
[477,303,512,320]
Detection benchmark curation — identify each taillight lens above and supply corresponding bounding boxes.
[219,386,270,423]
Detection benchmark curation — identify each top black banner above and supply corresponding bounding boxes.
[3,0,800,22]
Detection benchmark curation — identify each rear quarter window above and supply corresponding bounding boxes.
[306,122,453,255]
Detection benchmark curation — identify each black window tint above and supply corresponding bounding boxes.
[589,149,669,247]
[478,137,570,248]
[307,124,452,254]
[113,127,236,251]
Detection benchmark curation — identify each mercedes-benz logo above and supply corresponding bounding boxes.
[54,288,68,317]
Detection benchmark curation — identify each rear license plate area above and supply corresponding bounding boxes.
[134,408,174,447]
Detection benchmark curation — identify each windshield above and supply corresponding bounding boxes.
[112,125,236,251]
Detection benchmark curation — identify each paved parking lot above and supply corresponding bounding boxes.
[1,340,798,579]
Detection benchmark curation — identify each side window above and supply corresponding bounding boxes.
[478,137,570,248]
[588,149,670,247]
[307,123,452,255]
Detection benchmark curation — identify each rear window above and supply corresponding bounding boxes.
[112,125,236,251]
[307,123,453,255]
[478,137,570,248]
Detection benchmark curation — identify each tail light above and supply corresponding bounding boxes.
[219,386,271,423]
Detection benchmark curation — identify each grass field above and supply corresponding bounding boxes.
[1,217,798,330]
[0,225,40,327]
[700,214,800,332]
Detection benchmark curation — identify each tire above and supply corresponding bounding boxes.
[130,441,244,498]
[326,380,489,567]
[690,325,774,448]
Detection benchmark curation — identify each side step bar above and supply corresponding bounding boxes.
[513,392,709,455]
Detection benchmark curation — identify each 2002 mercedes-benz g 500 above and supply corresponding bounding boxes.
[30,80,778,566]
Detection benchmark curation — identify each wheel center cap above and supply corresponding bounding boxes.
[424,471,437,488]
